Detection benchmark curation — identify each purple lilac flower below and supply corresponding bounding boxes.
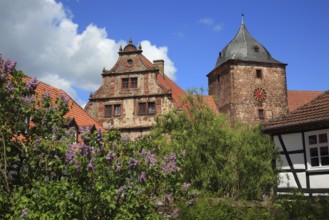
[0,73,6,81]
[87,159,95,172]
[120,135,129,143]
[181,182,191,191]
[140,148,147,156]
[27,77,39,91]
[4,59,16,74]
[60,94,69,105]
[66,144,76,164]
[186,198,195,206]
[172,208,180,219]
[162,153,177,174]
[35,136,41,146]
[42,91,51,101]
[140,171,147,184]
[169,152,176,161]
[79,144,92,156]
[106,151,116,162]
[116,162,122,172]
[128,157,139,169]
[20,208,28,218]
[97,128,102,142]
[21,95,36,105]
[165,193,172,204]
[5,81,14,93]
[146,152,157,167]
[117,185,125,198]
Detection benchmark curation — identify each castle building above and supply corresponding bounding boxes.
[85,18,323,137]
[207,16,289,123]
[84,39,190,139]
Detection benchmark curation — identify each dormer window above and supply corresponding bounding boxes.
[219,52,222,58]
[253,46,259,53]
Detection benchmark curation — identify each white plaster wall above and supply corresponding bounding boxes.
[278,172,298,188]
[310,174,329,188]
[277,154,305,170]
[297,172,307,188]
[291,154,306,170]
[281,133,303,152]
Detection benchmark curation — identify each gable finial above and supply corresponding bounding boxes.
[129,37,133,44]
[241,13,245,24]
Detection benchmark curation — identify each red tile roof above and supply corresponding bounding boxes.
[155,73,186,109]
[264,90,329,134]
[202,95,219,113]
[24,77,103,131]
[288,90,324,111]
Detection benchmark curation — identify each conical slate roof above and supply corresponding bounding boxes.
[215,16,283,67]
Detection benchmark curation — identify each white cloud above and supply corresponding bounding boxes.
[0,0,177,105]
[199,18,223,32]
[199,18,214,26]
[140,40,177,80]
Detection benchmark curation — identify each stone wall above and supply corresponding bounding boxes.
[208,61,288,124]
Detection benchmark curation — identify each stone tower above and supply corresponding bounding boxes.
[207,16,288,123]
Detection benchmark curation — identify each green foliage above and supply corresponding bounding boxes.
[274,193,329,219]
[180,197,274,220]
[0,54,191,219]
[152,90,278,200]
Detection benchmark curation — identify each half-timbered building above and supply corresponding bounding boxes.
[263,91,329,195]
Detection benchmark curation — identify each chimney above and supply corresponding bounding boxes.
[153,60,164,76]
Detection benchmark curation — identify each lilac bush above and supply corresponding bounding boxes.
[0,53,194,219]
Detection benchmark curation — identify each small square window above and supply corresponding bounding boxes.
[258,109,264,120]
[256,69,262,79]
[122,78,129,89]
[114,105,121,117]
[131,78,138,88]
[139,103,146,115]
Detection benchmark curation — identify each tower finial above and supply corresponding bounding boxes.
[129,37,133,44]
[241,13,245,24]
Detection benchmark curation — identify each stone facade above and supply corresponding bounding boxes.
[85,40,181,139]
[208,60,288,123]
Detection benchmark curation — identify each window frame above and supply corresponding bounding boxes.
[104,104,122,118]
[131,77,138,88]
[138,102,156,115]
[105,105,113,118]
[256,69,262,79]
[258,108,265,120]
[121,77,138,89]
[305,129,329,171]
[122,78,129,89]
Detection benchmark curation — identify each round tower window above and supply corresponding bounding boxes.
[127,59,133,65]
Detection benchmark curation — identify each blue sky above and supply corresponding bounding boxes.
[1,0,328,106]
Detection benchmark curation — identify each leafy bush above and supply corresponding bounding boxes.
[0,54,192,219]
[152,91,278,200]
